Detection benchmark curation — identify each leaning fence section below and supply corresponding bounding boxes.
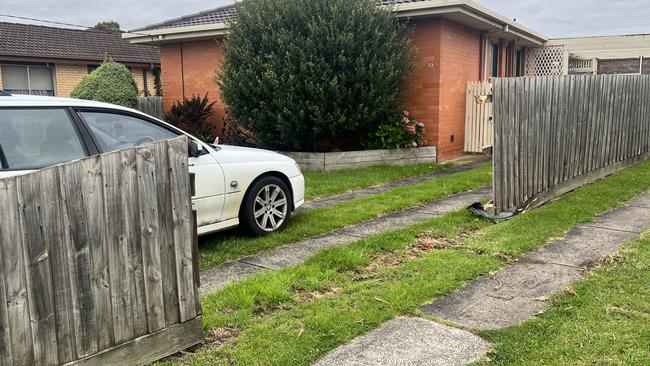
[493,74,650,212]
[0,136,202,366]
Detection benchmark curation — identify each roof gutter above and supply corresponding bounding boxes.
[389,0,548,45]
[123,23,230,44]
[124,0,547,46]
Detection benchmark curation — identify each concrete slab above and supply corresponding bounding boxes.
[239,233,360,269]
[199,261,264,294]
[313,317,490,366]
[421,197,650,330]
[340,188,493,237]
[524,226,637,268]
[301,159,490,211]
[340,210,436,238]
[624,191,650,209]
[421,261,583,330]
[585,205,650,233]
[416,188,493,214]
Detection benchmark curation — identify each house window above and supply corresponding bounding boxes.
[87,64,100,73]
[1,64,55,96]
[490,42,500,78]
[515,49,523,76]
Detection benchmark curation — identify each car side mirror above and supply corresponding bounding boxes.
[188,140,203,158]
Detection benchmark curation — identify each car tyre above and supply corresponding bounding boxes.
[240,176,292,236]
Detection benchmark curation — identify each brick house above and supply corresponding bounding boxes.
[125,0,547,160]
[0,22,160,97]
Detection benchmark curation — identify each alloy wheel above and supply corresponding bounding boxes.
[253,184,288,232]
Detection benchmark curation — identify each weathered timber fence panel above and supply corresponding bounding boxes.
[465,81,494,153]
[493,74,650,212]
[0,136,202,366]
[136,96,164,119]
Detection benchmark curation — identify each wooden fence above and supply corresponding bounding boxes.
[464,81,493,153]
[493,74,650,212]
[0,136,202,366]
[136,96,164,119]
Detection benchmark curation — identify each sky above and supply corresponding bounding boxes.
[2,0,650,38]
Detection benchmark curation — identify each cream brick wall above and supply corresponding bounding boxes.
[145,69,157,96]
[55,64,87,97]
[131,68,156,96]
[1,63,158,97]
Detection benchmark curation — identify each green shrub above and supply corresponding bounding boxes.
[363,110,426,149]
[164,93,217,142]
[218,0,415,151]
[71,61,139,108]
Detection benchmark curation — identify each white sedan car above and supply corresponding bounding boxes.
[0,93,305,236]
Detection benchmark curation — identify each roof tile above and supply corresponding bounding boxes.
[0,22,160,64]
[134,1,429,31]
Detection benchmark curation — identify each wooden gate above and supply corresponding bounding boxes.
[0,136,202,366]
[464,81,493,153]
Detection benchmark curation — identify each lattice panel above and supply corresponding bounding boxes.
[569,58,594,74]
[525,46,566,76]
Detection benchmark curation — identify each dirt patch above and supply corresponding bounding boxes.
[294,287,344,302]
[605,304,650,319]
[599,253,626,266]
[493,252,517,263]
[357,229,482,281]
[206,327,240,347]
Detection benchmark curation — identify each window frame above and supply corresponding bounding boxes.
[0,138,8,169]
[0,62,56,96]
[490,42,500,78]
[72,107,182,154]
[515,48,523,77]
[0,106,94,171]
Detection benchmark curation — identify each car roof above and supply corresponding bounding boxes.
[0,93,138,113]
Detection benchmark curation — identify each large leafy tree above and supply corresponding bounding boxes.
[92,21,121,33]
[218,0,415,151]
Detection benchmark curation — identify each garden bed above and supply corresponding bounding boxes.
[282,146,437,172]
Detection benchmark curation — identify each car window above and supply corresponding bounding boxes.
[79,111,179,153]
[0,108,86,170]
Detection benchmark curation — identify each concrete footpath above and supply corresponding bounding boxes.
[313,190,650,366]
[200,187,492,293]
[301,157,490,211]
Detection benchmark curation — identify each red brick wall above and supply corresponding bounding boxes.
[160,19,481,160]
[406,18,481,160]
[437,19,481,160]
[160,40,226,130]
[404,19,442,152]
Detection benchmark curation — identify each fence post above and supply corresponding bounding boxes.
[189,173,200,288]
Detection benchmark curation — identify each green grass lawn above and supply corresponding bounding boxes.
[176,159,650,365]
[479,234,650,365]
[198,163,491,269]
[303,163,450,200]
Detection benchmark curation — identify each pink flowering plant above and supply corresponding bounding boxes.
[363,111,426,149]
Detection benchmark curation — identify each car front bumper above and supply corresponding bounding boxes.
[290,174,305,210]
